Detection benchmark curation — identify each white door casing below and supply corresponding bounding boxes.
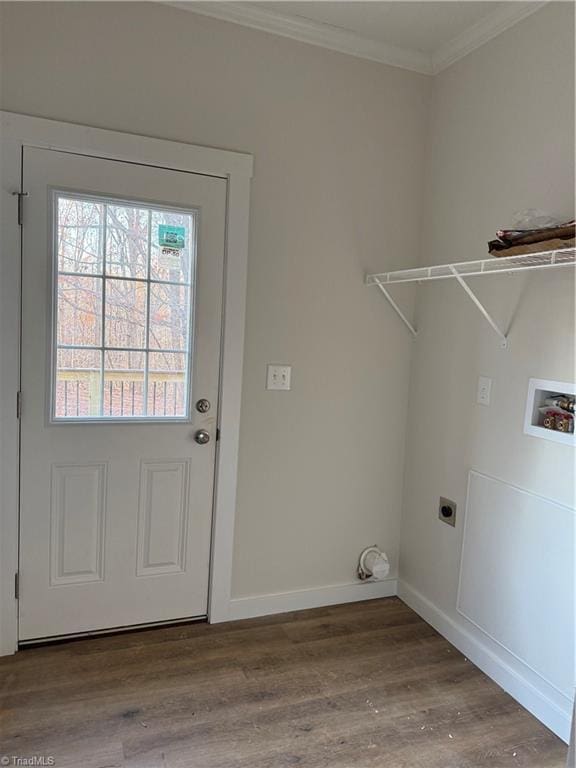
[19,147,226,640]
[0,112,253,654]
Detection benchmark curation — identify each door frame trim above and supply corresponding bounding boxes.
[0,111,253,654]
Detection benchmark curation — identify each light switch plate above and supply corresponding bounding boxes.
[477,375,492,406]
[267,364,291,391]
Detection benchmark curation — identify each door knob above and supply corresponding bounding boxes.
[194,429,211,445]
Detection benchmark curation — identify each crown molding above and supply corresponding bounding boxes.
[169,1,550,77]
[169,2,433,74]
[432,1,549,74]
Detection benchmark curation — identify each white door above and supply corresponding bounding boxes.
[19,147,226,640]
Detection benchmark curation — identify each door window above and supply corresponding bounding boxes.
[52,194,196,420]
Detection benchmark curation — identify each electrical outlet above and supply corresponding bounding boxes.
[266,364,291,391]
[439,497,456,527]
[477,375,492,406]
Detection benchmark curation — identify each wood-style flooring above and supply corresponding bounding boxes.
[0,597,567,768]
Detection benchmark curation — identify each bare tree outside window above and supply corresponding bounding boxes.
[53,195,195,419]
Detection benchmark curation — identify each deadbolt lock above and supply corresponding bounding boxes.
[196,398,211,413]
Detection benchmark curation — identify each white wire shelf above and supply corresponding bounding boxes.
[365,247,575,286]
[365,246,575,346]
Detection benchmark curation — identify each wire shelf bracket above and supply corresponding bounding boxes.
[366,246,575,348]
[373,278,417,337]
[448,265,509,348]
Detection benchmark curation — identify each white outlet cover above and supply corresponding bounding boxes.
[477,375,492,406]
[266,364,291,391]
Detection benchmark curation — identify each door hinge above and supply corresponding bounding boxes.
[12,191,28,226]
[15,572,19,600]
[16,391,22,419]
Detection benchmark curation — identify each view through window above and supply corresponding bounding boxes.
[53,194,195,419]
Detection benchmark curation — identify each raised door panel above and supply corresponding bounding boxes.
[50,463,107,585]
[137,460,190,576]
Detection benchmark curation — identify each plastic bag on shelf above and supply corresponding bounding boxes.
[510,209,563,231]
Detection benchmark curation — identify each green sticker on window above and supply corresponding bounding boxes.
[158,224,186,249]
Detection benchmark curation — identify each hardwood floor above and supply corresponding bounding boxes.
[0,598,567,768]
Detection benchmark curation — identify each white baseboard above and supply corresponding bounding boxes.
[397,580,572,743]
[229,578,398,621]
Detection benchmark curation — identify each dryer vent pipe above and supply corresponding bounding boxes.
[357,546,390,581]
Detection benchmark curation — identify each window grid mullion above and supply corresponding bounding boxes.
[99,206,107,417]
[143,209,153,416]
[57,270,190,288]
[57,344,188,355]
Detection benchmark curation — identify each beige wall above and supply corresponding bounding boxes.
[399,4,575,614]
[0,2,429,597]
[1,2,572,612]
